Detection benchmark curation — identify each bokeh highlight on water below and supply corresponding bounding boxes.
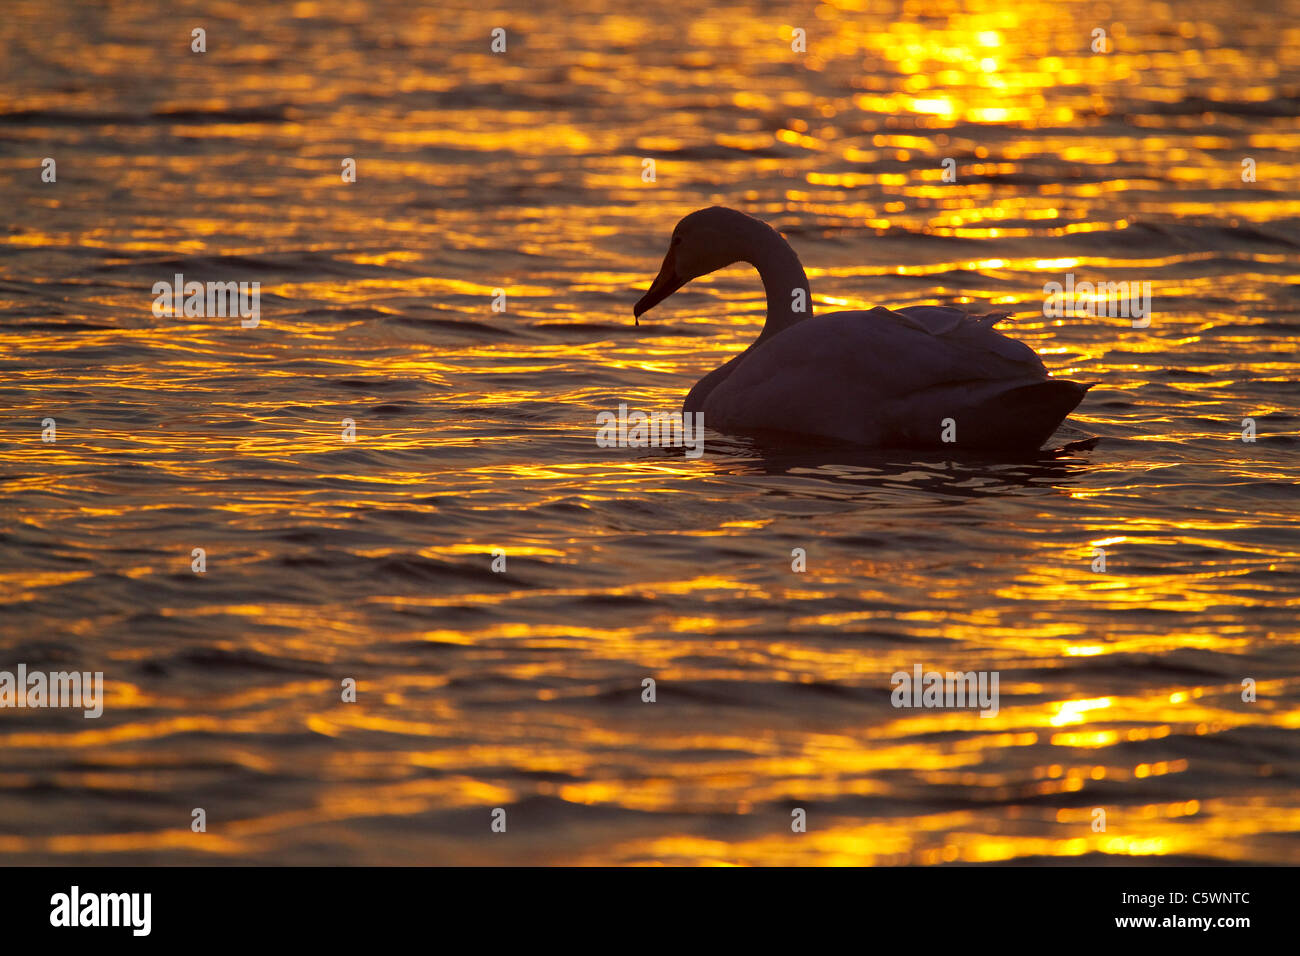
[1,0,1298,864]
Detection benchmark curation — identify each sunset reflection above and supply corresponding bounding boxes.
[1,0,1298,867]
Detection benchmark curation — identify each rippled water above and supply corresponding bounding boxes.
[1,0,1298,865]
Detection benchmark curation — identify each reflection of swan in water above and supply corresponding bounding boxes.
[684,433,1100,501]
[634,206,1091,451]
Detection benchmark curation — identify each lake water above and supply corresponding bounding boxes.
[1,0,1298,864]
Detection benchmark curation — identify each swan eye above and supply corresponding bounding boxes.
[670,235,682,247]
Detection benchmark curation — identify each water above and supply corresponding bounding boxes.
[1,0,1298,865]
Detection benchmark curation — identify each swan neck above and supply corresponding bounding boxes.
[743,224,812,338]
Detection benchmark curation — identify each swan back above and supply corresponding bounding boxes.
[700,306,1070,447]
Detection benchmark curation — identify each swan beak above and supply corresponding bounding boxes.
[634,249,686,324]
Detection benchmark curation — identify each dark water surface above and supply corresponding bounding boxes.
[1,0,1298,864]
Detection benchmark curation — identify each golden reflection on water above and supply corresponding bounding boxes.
[1,0,1299,865]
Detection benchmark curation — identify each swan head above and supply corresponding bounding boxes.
[634,206,765,323]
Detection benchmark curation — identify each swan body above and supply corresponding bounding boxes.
[634,206,1089,450]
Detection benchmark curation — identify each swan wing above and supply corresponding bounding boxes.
[701,306,1060,445]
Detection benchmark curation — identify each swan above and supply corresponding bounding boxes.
[633,206,1090,450]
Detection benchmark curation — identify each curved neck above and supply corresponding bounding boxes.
[742,223,812,341]
[682,215,814,415]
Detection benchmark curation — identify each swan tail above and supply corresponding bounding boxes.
[962,380,1092,450]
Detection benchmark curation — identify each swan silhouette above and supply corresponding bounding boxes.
[634,206,1090,450]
